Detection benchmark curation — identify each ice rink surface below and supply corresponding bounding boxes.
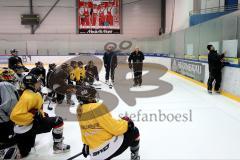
[25,66,240,160]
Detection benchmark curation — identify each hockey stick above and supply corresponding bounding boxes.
[66,152,83,160]
[131,67,135,86]
[46,91,56,110]
[85,70,111,88]
[99,79,112,88]
[47,97,53,110]
[41,92,53,110]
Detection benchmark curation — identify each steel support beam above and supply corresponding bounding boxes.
[33,0,61,33]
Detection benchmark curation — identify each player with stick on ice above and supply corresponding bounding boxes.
[77,86,141,160]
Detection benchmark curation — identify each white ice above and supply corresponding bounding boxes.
[25,67,240,160]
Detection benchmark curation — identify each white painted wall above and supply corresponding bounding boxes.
[0,0,161,36]
[122,0,161,37]
[0,0,162,54]
[166,0,193,33]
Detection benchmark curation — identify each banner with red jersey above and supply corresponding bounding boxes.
[78,0,121,34]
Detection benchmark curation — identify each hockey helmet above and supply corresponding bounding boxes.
[49,63,56,70]
[77,85,98,103]
[0,68,16,82]
[88,60,94,66]
[70,61,77,67]
[10,49,18,54]
[12,64,25,72]
[78,61,83,67]
[23,74,42,91]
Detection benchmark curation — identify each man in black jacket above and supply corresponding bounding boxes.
[103,46,118,83]
[207,45,225,94]
[8,49,29,72]
[128,47,145,87]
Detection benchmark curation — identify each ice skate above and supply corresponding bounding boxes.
[208,90,212,94]
[67,100,75,106]
[53,142,70,154]
[131,153,140,160]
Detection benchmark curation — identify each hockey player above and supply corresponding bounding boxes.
[8,49,29,72]
[76,61,86,102]
[77,86,140,160]
[103,46,118,84]
[47,63,57,89]
[99,4,107,26]
[46,63,57,94]
[70,61,80,83]
[85,60,99,85]
[106,2,114,26]
[0,68,18,143]
[10,73,71,158]
[207,45,225,94]
[66,61,80,105]
[46,63,57,103]
[77,61,86,83]
[0,68,21,160]
[82,3,91,26]
[128,47,145,87]
[48,63,76,104]
[92,4,99,26]
[30,61,46,87]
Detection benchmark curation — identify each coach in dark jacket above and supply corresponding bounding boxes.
[207,45,225,94]
[103,46,118,83]
[8,49,29,72]
[128,47,145,86]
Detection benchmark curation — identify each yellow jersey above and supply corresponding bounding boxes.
[70,67,86,81]
[10,89,44,126]
[77,103,128,149]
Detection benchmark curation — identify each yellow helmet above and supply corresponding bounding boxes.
[0,68,16,82]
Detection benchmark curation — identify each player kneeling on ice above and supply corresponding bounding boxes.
[10,73,70,158]
[0,68,21,159]
[77,86,140,160]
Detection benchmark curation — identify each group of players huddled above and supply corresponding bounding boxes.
[0,48,142,160]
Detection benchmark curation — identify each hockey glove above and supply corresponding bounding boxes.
[129,64,132,69]
[33,111,44,124]
[122,116,135,130]
[82,144,89,158]
[44,112,49,118]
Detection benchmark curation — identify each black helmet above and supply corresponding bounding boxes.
[12,65,25,72]
[88,60,94,66]
[61,63,69,70]
[70,61,77,67]
[78,61,83,66]
[77,85,98,104]
[35,61,43,67]
[23,74,41,91]
[207,45,213,51]
[49,63,56,70]
[10,49,18,54]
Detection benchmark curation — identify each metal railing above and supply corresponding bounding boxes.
[190,4,240,16]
